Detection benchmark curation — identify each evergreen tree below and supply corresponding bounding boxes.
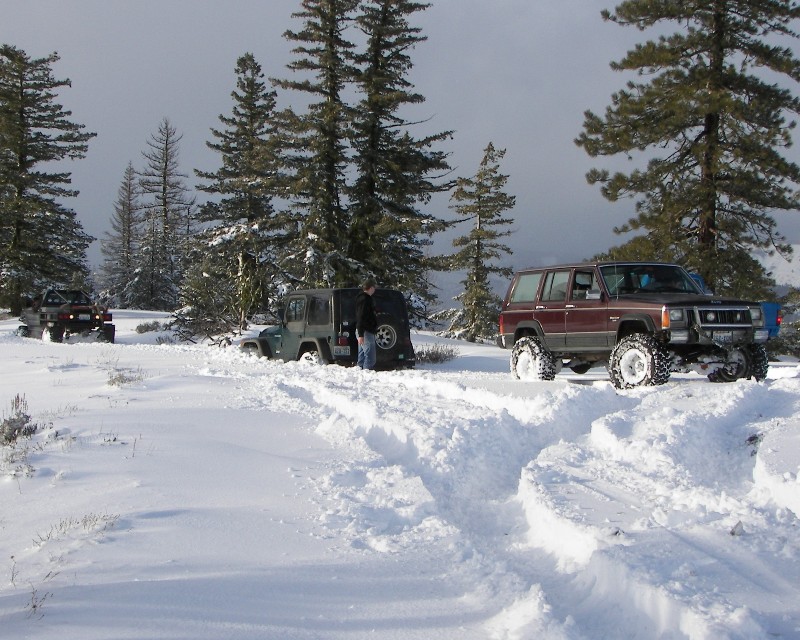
[434,143,514,342]
[99,162,144,307]
[272,0,360,287]
[189,53,284,334]
[0,45,95,313]
[137,118,194,310]
[349,0,453,313]
[576,0,800,298]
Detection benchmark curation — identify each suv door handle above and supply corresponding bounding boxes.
[566,304,576,309]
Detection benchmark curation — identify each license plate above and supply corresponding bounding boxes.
[78,314,90,321]
[713,331,733,343]
[333,346,350,356]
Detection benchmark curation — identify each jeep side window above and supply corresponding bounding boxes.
[285,297,306,323]
[307,295,330,325]
[510,273,542,303]
[571,271,596,300]
[541,271,570,302]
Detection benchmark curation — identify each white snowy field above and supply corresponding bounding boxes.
[1,310,799,640]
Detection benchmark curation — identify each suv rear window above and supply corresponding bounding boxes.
[337,289,407,324]
[510,273,542,303]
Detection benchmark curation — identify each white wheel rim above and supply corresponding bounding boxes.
[619,348,648,385]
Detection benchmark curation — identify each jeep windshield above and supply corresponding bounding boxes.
[599,264,703,296]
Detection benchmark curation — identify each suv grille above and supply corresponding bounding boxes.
[694,307,751,327]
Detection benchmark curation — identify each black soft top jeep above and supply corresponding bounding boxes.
[498,261,769,388]
[240,287,415,370]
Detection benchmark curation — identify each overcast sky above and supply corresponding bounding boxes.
[4,0,800,283]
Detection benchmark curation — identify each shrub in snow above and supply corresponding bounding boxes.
[1,394,37,445]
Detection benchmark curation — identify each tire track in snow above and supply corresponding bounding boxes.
[218,353,800,638]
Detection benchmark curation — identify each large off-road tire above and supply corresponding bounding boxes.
[511,336,557,381]
[709,344,769,382]
[608,333,670,389]
[43,325,64,343]
[749,344,769,381]
[708,347,750,383]
[16,326,30,338]
[98,324,116,343]
[299,346,328,365]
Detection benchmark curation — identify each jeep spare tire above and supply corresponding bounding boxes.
[374,314,399,350]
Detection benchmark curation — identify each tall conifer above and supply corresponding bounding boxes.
[350,0,452,312]
[100,162,143,307]
[191,53,283,333]
[435,143,514,341]
[576,0,800,297]
[137,118,194,310]
[272,0,360,287]
[0,45,95,312]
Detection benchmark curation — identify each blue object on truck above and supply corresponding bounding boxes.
[762,302,782,338]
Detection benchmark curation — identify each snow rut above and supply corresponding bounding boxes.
[225,355,800,639]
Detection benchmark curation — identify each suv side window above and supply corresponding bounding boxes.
[307,294,330,325]
[571,270,597,300]
[285,297,306,323]
[541,271,571,302]
[510,273,542,303]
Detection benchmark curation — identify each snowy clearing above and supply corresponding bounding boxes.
[1,310,799,639]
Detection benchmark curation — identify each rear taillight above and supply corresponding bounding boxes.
[102,313,112,322]
[499,315,505,335]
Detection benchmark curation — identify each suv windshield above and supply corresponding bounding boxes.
[599,264,702,295]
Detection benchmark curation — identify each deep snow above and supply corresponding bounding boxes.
[1,310,799,639]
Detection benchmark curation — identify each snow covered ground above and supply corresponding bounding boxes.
[1,310,799,639]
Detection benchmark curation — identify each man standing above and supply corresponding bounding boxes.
[356,278,378,370]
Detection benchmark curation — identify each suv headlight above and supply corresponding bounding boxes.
[750,306,763,324]
[662,307,685,328]
[669,309,684,322]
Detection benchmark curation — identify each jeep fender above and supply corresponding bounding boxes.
[298,339,333,363]
[241,338,273,358]
[514,321,545,342]
[616,314,657,340]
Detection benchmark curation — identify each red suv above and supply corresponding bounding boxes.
[498,262,769,388]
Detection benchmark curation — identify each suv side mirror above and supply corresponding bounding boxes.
[586,290,603,301]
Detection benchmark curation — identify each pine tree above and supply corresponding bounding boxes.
[576,0,800,297]
[99,162,143,307]
[272,0,360,288]
[349,0,453,313]
[435,143,514,342]
[137,118,194,310]
[190,53,284,334]
[0,45,95,313]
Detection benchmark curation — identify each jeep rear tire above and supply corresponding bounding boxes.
[299,346,327,365]
[609,333,670,389]
[511,336,557,381]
